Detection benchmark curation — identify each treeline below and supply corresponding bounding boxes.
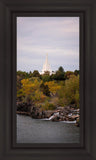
[17,67,79,88]
[17,67,79,110]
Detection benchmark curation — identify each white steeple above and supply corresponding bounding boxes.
[41,53,52,75]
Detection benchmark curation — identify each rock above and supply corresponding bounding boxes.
[51,116,60,122]
[16,102,31,112]
[65,117,69,121]
[16,102,80,124]
[72,114,79,119]
[75,117,80,127]
[60,113,64,116]
[16,111,30,116]
[30,106,55,119]
[44,111,54,118]
[68,117,75,121]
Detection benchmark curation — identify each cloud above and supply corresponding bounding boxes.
[17,17,79,72]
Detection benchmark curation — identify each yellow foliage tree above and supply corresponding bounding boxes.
[21,78,41,95]
[45,81,61,95]
[17,78,46,104]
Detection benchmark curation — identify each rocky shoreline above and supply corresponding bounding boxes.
[16,102,80,127]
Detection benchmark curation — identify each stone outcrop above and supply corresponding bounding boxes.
[16,102,80,126]
[17,102,31,112]
[30,106,54,119]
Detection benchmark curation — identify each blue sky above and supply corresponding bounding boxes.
[17,17,79,72]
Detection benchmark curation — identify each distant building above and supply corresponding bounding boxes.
[40,54,53,75]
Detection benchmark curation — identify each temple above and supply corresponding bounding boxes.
[41,54,52,75]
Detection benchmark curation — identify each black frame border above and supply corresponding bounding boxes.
[0,0,96,160]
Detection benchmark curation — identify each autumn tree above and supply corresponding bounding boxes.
[65,71,74,79]
[45,81,61,96]
[57,75,79,107]
[17,78,46,105]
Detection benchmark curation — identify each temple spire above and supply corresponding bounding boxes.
[41,53,52,75]
[45,53,48,66]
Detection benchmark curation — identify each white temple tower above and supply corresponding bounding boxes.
[41,54,52,75]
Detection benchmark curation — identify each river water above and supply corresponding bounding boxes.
[16,114,80,143]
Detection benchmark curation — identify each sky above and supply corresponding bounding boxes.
[17,17,79,72]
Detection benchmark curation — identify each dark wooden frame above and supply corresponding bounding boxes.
[0,0,96,160]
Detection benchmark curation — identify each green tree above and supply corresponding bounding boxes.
[41,74,51,82]
[55,70,65,80]
[52,66,65,80]
[58,66,64,72]
[74,70,79,76]
[32,70,40,77]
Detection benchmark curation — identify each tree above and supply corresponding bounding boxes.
[41,74,51,82]
[17,70,30,79]
[40,83,50,96]
[29,71,33,78]
[52,66,65,80]
[65,71,74,79]
[74,70,79,76]
[50,73,56,80]
[17,71,27,91]
[57,75,79,107]
[54,70,65,80]
[44,71,50,75]
[45,81,61,96]
[32,70,40,78]
[17,78,46,104]
[58,66,64,72]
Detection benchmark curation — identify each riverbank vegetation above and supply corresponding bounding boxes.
[17,67,79,111]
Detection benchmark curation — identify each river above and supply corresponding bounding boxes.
[17,114,80,143]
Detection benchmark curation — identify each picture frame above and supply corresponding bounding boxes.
[0,0,96,160]
[16,17,80,145]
